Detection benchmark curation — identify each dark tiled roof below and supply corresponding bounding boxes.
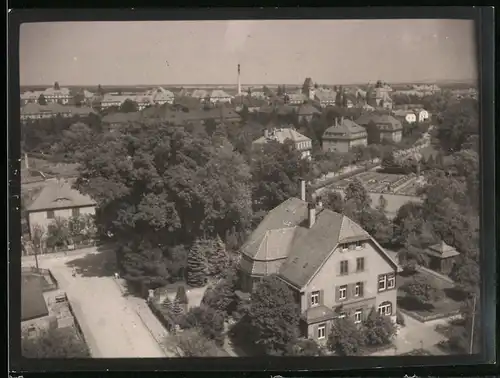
[241,197,399,289]
[241,198,309,260]
[322,119,367,140]
[278,210,344,288]
[355,113,403,131]
[297,103,321,116]
[302,305,336,324]
[22,275,49,321]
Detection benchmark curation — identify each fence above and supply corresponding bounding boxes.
[311,162,380,191]
[65,299,91,354]
[148,301,178,333]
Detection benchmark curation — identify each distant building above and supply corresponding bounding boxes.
[414,109,429,122]
[191,89,210,101]
[286,93,308,105]
[26,179,96,240]
[297,103,321,123]
[21,83,72,105]
[315,90,337,108]
[145,87,175,106]
[252,127,312,159]
[20,103,96,121]
[322,117,368,153]
[209,90,233,104]
[356,113,403,144]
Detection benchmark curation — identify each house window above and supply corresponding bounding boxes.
[378,275,387,292]
[356,257,365,272]
[378,302,393,316]
[340,260,349,275]
[338,312,347,319]
[47,210,55,219]
[72,208,80,217]
[317,324,326,340]
[339,285,347,300]
[354,309,363,324]
[355,282,364,297]
[354,241,363,250]
[387,273,396,289]
[311,291,320,307]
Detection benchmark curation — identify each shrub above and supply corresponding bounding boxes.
[287,338,326,356]
[179,306,225,346]
[186,239,209,288]
[396,310,406,327]
[327,317,365,356]
[363,308,397,346]
[402,274,442,305]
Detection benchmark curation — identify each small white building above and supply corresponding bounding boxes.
[414,109,430,122]
[209,90,233,104]
[26,179,96,240]
[253,128,312,160]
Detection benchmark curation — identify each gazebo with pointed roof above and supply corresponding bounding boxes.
[423,241,460,275]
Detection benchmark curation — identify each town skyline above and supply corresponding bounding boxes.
[20,19,477,87]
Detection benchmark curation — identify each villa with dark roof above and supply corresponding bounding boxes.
[239,181,400,344]
[322,117,368,153]
[356,113,403,144]
[26,179,96,239]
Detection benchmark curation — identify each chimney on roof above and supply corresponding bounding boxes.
[308,202,316,229]
[300,179,306,202]
[237,64,241,96]
[264,129,269,138]
[24,153,29,169]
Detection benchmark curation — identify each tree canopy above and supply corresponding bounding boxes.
[74,121,253,288]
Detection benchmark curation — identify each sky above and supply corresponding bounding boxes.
[19,19,478,86]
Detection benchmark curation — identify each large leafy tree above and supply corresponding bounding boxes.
[74,122,252,286]
[435,98,478,153]
[251,139,315,212]
[320,191,344,213]
[246,275,300,355]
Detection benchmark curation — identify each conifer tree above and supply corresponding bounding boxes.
[175,285,189,307]
[187,239,208,287]
[207,235,230,277]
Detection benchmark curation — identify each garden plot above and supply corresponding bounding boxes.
[334,172,413,194]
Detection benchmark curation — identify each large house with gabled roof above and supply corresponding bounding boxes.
[239,181,400,344]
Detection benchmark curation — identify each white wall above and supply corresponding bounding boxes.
[29,206,96,237]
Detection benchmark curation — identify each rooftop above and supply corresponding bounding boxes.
[242,197,397,289]
[27,179,96,212]
[322,118,367,140]
[425,241,460,259]
[253,128,311,145]
[22,274,49,322]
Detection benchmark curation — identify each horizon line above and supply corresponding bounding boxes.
[20,78,477,88]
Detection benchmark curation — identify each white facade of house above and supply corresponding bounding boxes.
[28,206,96,237]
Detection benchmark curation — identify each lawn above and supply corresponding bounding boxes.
[397,271,465,320]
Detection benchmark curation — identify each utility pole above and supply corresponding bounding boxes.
[469,294,477,354]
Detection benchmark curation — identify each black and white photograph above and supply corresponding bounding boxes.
[16,16,485,363]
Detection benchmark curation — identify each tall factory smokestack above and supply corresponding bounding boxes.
[237,64,241,96]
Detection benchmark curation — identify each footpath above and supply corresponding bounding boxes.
[113,278,175,357]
